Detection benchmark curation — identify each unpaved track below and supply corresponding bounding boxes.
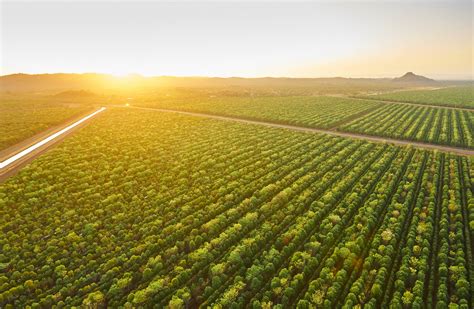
[0,107,106,182]
[119,105,474,156]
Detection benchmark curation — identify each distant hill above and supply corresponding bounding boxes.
[393,72,435,83]
[0,73,113,93]
[0,73,398,94]
[0,72,460,94]
[54,90,98,98]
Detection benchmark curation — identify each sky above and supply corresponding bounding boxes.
[1,0,472,79]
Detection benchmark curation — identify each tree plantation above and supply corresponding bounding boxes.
[357,86,474,109]
[2,0,473,306]
[0,108,472,308]
[0,96,91,151]
[136,95,474,149]
[342,104,474,148]
[138,96,382,129]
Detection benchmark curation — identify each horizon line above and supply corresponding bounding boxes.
[1,72,473,81]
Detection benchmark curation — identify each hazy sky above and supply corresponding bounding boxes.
[1,0,472,79]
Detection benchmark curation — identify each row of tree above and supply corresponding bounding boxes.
[343,104,474,148]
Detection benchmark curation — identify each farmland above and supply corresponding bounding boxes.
[2,0,473,306]
[137,95,474,149]
[0,108,472,308]
[139,96,382,129]
[0,96,91,151]
[342,104,474,148]
[357,86,474,109]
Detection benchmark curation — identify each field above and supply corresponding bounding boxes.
[2,0,473,306]
[138,95,474,149]
[1,108,473,308]
[342,104,474,148]
[0,96,92,151]
[357,86,474,109]
[138,96,382,129]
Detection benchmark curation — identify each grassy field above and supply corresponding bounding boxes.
[356,86,474,109]
[1,108,472,308]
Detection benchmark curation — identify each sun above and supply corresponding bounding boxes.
[110,71,131,78]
